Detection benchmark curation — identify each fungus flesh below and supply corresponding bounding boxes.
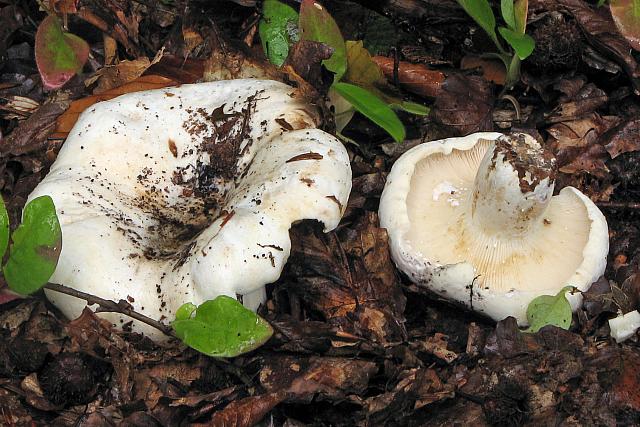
[29,79,352,339]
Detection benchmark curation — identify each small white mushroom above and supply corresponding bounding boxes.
[609,310,640,343]
[29,79,351,339]
[379,132,609,324]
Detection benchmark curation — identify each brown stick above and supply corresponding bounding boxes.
[44,282,177,338]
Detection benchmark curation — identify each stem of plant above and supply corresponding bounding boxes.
[43,282,177,338]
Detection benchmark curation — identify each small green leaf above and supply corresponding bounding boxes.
[333,82,405,142]
[513,0,529,34]
[4,196,62,295]
[175,302,197,321]
[35,15,89,90]
[259,0,300,67]
[299,0,347,82]
[498,27,535,59]
[392,101,430,115]
[457,0,502,51]
[0,196,9,260]
[501,0,516,29]
[525,286,574,333]
[172,296,274,358]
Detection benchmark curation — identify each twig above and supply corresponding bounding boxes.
[596,201,640,210]
[44,283,177,338]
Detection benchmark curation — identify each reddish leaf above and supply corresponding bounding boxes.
[35,15,89,90]
[611,0,640,51]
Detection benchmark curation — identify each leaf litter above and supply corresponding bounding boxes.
[2,0,640,426]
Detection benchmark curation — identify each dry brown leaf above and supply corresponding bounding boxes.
[202,391,286,427]
[86,49,164,94]
[603,118,640,159]
[460,55,506,85]
[430,74,495,136]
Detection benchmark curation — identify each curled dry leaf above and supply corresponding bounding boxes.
[602,118,640,159]
[85,49,164,94]
[372,55,445,98]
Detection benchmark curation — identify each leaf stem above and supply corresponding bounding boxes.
[43,282,177,338]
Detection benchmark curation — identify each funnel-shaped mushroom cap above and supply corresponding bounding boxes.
[29,79,351,339]
[379,132,608,324]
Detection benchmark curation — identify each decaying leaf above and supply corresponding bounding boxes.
[85,52,164,94]
[430,74,495,135]
[35,15,89,90]
[610,0,640,51]
[372,55,445,98]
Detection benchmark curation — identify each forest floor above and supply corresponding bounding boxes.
[1,0,640,425]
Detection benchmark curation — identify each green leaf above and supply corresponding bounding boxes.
[498,27,535,59]
[172,296,274,358]
[333,82,405,142]
[259,0,300,67]
[525,286,574,333]
[513,0,529,34]
[299,0,347,82]
[175,302,197,321]
[35,15,89,90]
[501,0,516,29]
[392,101,430,115]
[4,196,62,295]
[611,0,640,51]
[456,0,503,52]
[0,196,9,261]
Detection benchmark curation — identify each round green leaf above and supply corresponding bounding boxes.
[333,82,405,142]
[299,0,347,82]
[0,195,9,260]
[525,286,574,333]
[172,296,274,358]
[4,196,62,295]
[259,0,300,67]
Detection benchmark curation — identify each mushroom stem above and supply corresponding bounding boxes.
[466,134,557,238]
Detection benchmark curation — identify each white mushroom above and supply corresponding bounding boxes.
[609,310,640,343]
[379,132,608,324]
[29,79,351,339]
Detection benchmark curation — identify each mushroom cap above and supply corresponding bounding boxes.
[379,132,608,324]
[29,79,352,339]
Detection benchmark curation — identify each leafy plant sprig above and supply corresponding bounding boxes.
[260,0,429,142]
[456,0,535,90]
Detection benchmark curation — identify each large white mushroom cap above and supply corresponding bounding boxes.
[29,79,351,339]
[379,132,608,324]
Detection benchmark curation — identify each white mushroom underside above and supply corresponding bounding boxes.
[406,139,590,294]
